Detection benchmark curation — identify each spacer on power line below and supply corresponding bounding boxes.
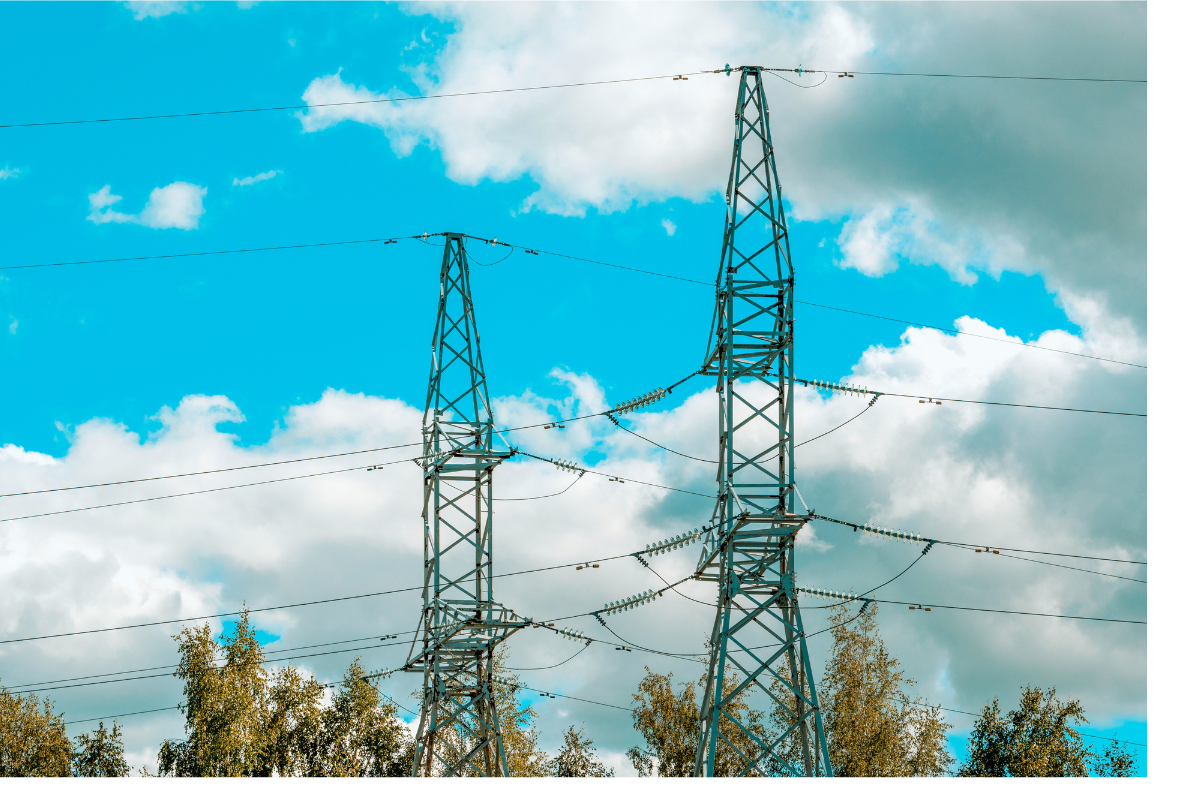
[644,526,708,557]
[602,589,659,615]
[610,388,667,415]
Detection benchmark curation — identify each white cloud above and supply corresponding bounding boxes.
[661,219,676,237]
[835,203,1030,285]
[0,307,1144,769]
[0,166,18,180]
[298,3,1146,327]
[125,1,189,20]
[87,182,207,230]
[232,170,280,187]
[7,318,16,335]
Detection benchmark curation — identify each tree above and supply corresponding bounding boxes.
[626,667,768,776]
[549,725,613,777]
[71,720,131,777]
[312,659,413,776]
[157,609,413,777]
[817,602,952,776]
[0,686,72,776]
[959,685,1136,777]
[157,611,272,776]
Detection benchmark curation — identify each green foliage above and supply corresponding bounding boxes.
[72,721,131,777]
[0,686,73,776]
[549,725,613,777]
[313,660,412,776]
[818,603,952,776]
[626,667,767,776]
[157,609,413,777]
[959,685,1136,777]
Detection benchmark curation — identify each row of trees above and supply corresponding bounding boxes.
[0,605,1136,777]
[0,690,129,776]
[625,603,1136,777]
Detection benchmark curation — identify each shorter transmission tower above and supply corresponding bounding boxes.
[405,233,524,777]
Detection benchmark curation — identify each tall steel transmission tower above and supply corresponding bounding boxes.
[405,233,523,777]
[693,67,833,777]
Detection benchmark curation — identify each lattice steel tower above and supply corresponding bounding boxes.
[693,67,833,777]
[406,234,523,777]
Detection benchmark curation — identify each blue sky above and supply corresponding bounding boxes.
[0,1,1146,777]
[0,1,1087,456]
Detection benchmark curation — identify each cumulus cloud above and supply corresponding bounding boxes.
[0,312,1144,772]
[87,182,207,230]
[661,219,676,236]
[298,3,1145,328]
[125,1,189,20]
[0,166,18,180]
[232,170,280,187]
[7,318,17,335]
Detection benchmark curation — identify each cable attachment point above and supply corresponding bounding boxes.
[644,526,707,558]
[634,553,650,568]
[858,598,874,616]
[921,540,937,555]
[550,458,584,475]
[611,388,667,416]
[591,611,609,628]
[602,589,659,615]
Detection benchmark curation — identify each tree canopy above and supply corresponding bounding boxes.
[959,685,1136,777]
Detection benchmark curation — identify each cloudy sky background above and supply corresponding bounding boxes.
[0,1,1149,776]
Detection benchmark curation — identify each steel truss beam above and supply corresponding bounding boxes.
[694,68,834,777]
[406,234,522,777]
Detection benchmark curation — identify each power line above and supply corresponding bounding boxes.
[883,393,1142,419]
[4,627,420,692]
[0,457,418,524]
[799,379,1145,417]
[808,512,1146,565]
[0,71,714,129]
[794,299,1146,369]
[0,235,426,272]
[0,444,425,498]
[0,369,700,501]
[0,547,644,645]
[64,706,180,726]
[4,230,1142,370]
[761,66,1146,84]
[30,639,422,694]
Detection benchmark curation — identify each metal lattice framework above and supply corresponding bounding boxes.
[693,68,833,777]
[406,233,523,777]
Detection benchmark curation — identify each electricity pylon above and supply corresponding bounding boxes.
[406,233,523,777]
[693,67,833,777]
